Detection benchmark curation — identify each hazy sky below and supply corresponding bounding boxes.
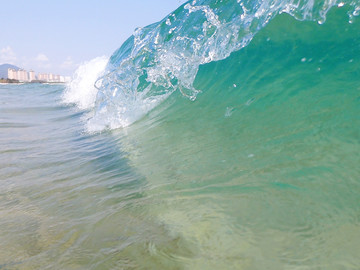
[0,0,186,75]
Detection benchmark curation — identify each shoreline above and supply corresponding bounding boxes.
[0,81,67,85]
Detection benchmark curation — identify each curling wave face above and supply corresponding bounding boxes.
[81,0,360,131]
[54,0,360,267]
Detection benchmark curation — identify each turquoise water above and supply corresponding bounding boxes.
[1,0,360,269]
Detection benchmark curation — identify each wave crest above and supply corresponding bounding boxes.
[87,0,359,130]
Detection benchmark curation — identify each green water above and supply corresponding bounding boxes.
[113,8,360,269]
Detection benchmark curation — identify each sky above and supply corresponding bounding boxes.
[0,0,186,75]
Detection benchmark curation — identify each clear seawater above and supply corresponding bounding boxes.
[1,0,360,269]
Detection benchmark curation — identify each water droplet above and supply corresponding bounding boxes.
[245,98,255,106]
[301,58,306,62]
[225,107,234,117]
[353,8,360,16]
[112,87,118,97]
[348,15,354,24]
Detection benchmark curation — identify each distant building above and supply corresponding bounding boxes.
[38,73,49,81]
[8,68,32,82]
[29,70,36,81]
[8,68,18,80]
[8,67,69,83]
[18,69,28,82]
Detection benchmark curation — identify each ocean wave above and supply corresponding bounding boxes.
[68,0,359,131]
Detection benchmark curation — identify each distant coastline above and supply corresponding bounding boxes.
[0,63,71,83]
[0,78,20,84]
[0,78,66,84]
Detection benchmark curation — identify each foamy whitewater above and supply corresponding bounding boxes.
[1,0,360,269]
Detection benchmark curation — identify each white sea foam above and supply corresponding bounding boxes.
[62,56,108,110]
[86,88,171,132]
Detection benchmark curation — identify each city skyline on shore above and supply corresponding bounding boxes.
[7,67,71,83]
[0,0,186,76]
[0,63,70,82]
